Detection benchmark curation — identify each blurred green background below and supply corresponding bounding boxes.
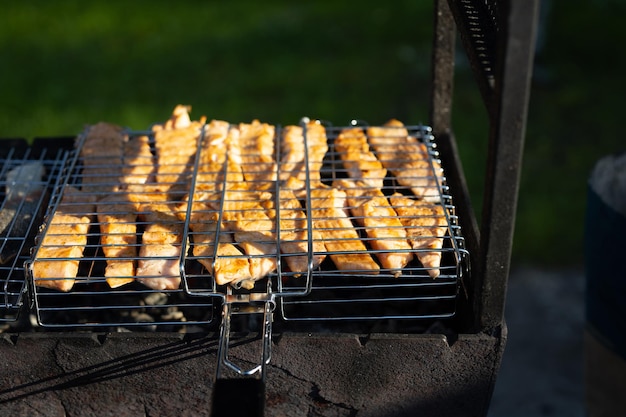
[1,0,623,267]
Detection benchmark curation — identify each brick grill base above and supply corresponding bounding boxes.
[0,329,505,417]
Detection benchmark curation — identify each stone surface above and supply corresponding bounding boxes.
[0,331,504,417]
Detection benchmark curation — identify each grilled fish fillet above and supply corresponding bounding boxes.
[207,128,278,286]
[309,186,379,274]
[31,187,96,292]
[96,193,139,288]
[237,120,277,188]
[135,203,186,290]
[367,120,442,201]
[335,127,387,189]
[261,189,326,275]
[194,120,231,191]
[211,184,277,287]
[79,122,127,197]
[122,134,154,187]
[179,128,267,289]
[278,125,306,183]
[334,180,412,275]
[389,193,448,278]
[176,197,252,287]
[152,105,205,197]
[94,132,155,288]
[188,122,250,285]
[279,121,328,192]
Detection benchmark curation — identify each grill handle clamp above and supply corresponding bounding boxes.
[211,294,274,417]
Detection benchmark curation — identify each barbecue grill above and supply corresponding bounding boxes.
[0,1,539,416]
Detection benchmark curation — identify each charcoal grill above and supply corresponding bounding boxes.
[0,1,539,416]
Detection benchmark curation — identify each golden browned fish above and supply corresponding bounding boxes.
[367,120,443,201]
[183,121,255,286]
[96,193,139,288]
[152,105,205,198]
[389,193,448,278]
[193,119,231,191]
[237,120,277,188]
[261,188,326,275]
[209,128,279,286]
[334,180,412,276]
[279,121,328,192]
[309,185,379,274]
[334,127,387,189]
[31,187,97,292]
[135,203,186,290]
[122,134,154,188]
[177,197,252,287]
[79,122,127,197]
[211,183,277,287]
[94,132,154,289]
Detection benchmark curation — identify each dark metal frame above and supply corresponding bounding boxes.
[432,0,539,333]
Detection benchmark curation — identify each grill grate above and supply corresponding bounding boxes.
[24,116,467,330]
[1,147,67,322]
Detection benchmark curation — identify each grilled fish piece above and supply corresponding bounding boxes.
[122,134,154,187]
[194,120,231,191]
[367,120,442,201]
[211,184,277,286]
[334,180,412,276]
[200,127,278,286]
[96,193,139,288]
[279,121,328,192]
[389,193,448,278]
[195,122,246,194]
[237,120,277,188]
[135,203,186,290]
[180,123,262,288]
[79,122,127,197]
[152,105,205,198]
[94,132,156,288]
[309,186,379,274]
[31,187,96,292]
[177,197,252,288]
[334,127,387,189]
[261,189,326,275]
[278,125,306,184]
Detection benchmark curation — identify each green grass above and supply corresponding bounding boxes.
[1,0,623,267]
[0,0,433,135]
